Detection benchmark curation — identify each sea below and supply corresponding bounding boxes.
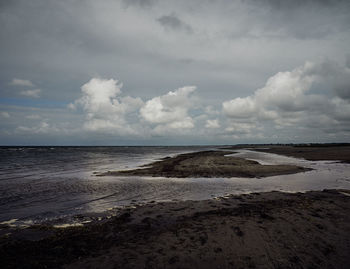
[1,146,349,227]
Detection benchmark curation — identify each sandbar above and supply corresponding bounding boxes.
[101,150,311,178]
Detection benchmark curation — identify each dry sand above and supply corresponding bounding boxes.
[101,150,311,178]
[1,190,350,269]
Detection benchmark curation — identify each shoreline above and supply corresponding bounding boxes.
[225,145,350,164]
[101,150,312,178]
[1,189,350,268]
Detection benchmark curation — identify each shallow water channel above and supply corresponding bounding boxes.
[0,147,349,226]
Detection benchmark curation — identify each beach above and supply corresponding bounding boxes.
[1,145,350,268]
[1,189,350,269]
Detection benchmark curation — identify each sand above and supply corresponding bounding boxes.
[101,150,311,178]
[227,144,350,163]
[1,190,350,269]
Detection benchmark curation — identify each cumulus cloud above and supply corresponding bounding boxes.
[223,60,350,138]
[70,79,199,137]
[10,78,34,87]
[223,97,257,119]
[70,78,143,134]
[20,89,41,98]
[140,86,196,133]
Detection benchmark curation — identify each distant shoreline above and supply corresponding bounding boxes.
[224,145,350,164]
[1,143,349,147]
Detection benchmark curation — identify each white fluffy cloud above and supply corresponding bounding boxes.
[20,89,41,98]
[69,80,199,137]
[10,78,34,87]
[140,86,196,132]
[70,78,143,134]
[5,60,350,144]
[223,60,350,138]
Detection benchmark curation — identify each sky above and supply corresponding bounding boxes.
[0,0,350,145]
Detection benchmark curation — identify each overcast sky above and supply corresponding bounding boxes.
[0,0,349,145]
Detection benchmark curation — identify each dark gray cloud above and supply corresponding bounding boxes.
[122,0,156,9]
[334,78,350,100]
[246,0,350,39]
[256,0,349,9]
[346,54,350,68]
[157,13,193,33]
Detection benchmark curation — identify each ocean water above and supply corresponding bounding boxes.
[0,146,349,226]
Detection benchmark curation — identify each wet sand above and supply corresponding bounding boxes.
[1,190,349,269]
[101,150,311,178]
[230,145,350,164]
